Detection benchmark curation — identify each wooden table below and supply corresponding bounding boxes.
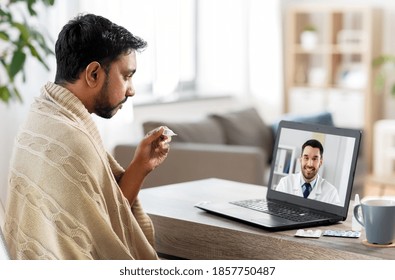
[139,178,395,260]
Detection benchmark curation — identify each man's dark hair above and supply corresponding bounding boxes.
[54,13,147,84]
[301,139,324,157]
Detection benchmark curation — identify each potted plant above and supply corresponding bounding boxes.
[0,0,55,104]
[372,54,395,97]
[300,24,318,50]
[372,54,395,119]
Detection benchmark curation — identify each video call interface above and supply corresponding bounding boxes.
[270,127,357,207]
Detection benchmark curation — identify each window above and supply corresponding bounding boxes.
[78,0,197,103]
[47,0,283,106]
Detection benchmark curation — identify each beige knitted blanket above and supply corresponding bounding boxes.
[4,82,158,260]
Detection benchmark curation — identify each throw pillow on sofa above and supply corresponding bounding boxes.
[210,107,274,163]
[143,107,274,163]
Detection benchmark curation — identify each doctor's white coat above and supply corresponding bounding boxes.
[275,172,341,205]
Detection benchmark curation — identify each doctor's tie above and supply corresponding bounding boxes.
[303,182,312,198]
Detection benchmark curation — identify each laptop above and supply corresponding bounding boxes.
[195,120,362,231]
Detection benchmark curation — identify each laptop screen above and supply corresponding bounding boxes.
[267,120,361,218]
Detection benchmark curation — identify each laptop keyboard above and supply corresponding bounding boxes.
[230,199,328,222]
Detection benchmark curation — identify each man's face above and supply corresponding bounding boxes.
[94,51,137,119]
[300,145,322,181]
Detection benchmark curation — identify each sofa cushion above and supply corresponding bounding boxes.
[143,117,226,144]
[210,107,274,162]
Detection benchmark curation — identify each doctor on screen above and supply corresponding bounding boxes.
[276,139,341,205]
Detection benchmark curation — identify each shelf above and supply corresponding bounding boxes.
[293,45,367,54]
[284,4,383,172]
[291,85,366,91]
[333,45,368,54]
[293,45,332,54]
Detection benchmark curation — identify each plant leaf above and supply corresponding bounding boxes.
[10,84,23,102]
[30,29,54,55]
[0,8,12,21]
[0,31,10,41]
[374,72,385,90]
[27,43,50,70]
[1,0,56,104]
[372,54,395,67]
[27,0,38,16]
[43,0,56,6]
[0,86,11,103]
[11,22,30,43]
[9,49,26,79]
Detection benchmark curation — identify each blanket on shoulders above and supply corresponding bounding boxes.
[4,82,158,259]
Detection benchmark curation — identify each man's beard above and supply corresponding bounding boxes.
[302,166,317,180]
[95,96,127,119]
[94,77,127,119]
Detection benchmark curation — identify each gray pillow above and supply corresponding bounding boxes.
[210,107,274,162]
[143,117,226,144]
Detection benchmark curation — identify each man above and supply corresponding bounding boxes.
[4,14,169,259]
[276,139,340,205]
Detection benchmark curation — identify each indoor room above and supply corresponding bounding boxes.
[1,0,395,262]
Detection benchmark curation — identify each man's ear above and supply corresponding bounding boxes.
[85,61,101,87]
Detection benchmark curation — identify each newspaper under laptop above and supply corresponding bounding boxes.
[195,120,362,231]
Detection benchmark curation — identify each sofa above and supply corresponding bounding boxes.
[113,107,350,189]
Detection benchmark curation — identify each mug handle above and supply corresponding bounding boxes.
[353,204,364,227]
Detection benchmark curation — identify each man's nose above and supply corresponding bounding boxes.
[127,90,135,97]
[126,80,135,97]
[126,86,135,97]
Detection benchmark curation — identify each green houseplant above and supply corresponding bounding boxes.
[303,24,317,33]
[0,0,55,103]
[300,24,318,50]
[372,54,395,97]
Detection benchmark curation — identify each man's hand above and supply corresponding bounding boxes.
[118,126,171,204]
[133,126,170,175]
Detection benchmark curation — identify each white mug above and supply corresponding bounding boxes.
[353,198,395,245]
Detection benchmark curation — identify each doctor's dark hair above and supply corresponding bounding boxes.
[301,139,324,157]
[54,13,147,85]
